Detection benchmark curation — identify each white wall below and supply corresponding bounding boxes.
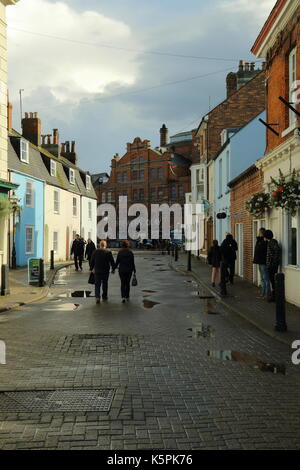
[81,196,97,245]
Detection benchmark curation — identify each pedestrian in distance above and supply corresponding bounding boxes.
[71,234,85,271]
[115,240,136,303]
[253,227,270,299]
[90,240,115,304]
[85,238,96,266]
[264,230,281,303]
[207,240,222,287]
[220,233,238,285]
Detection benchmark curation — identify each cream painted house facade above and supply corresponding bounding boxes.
[0,1,19,290]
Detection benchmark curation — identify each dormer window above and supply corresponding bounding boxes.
[50,160,57,177]
[69,168,75,185]
[86,174,91,190]
[20,139,29,163]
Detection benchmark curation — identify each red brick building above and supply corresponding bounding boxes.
[93,126,194,242]
[251,0,300,306]
[228,166,264,284]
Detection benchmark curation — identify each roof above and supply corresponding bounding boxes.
[228,164,258,188]
[170,153,192,168]
[8,130,97,200]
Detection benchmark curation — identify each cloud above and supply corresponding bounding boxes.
[7,0,140,103]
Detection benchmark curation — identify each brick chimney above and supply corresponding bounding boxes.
[61,140,77,165]
[22,112,41,146]
[160,124,168,147]
[42,128,60,157]
[7,102,13,131]
[226,60,261,97]
[226,72,238,98]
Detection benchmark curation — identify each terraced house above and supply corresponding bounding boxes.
[7,111,97,266]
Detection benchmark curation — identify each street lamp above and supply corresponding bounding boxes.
[10,193,21,270]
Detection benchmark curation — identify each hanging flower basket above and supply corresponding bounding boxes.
[246,192,271,217]
[270,169,300,217]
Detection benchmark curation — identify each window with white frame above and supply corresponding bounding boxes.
[53,231,58,253]
[289,48,297,127]
[25,181,34,208]
[54,190,60,214]
[73,197,77,217]
[69,168,75,185]
[25,226,34,254]
[196,168,204,201]
[86,174,91,190]
[287,212,300,266]
[88,201,92,220]
[218,159,223,197]
[50,160,57,177]
[101,193,106,203]
[20,139,29,163]
[226,151,230,185]
[107,192,112,203]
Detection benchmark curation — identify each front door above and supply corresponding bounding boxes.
[235,223,244,278]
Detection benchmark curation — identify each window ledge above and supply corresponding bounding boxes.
[285,264,300,270]
[282,124,296,138]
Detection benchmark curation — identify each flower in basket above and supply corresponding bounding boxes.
[270,169,300,216]
[246,192,271,217]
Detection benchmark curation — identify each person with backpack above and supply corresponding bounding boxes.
[90,240,115,304]
[207,240,222,287]
[115,240,136,303]
[253,227,270,299]
[220,233,238,284]
[264,230,281,303]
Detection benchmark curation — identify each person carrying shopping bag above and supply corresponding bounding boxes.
[115,240,136,303]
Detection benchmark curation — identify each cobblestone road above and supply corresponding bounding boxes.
[0,253,299,450]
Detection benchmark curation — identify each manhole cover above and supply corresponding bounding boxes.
[0,389,115,412]
[60,334,136,352]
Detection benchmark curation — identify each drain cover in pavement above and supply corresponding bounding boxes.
[0,389,115,412]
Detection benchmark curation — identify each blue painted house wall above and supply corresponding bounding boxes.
[214,111,266,244]
[11,172,45,267]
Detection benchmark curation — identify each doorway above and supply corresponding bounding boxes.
[235,223,244,278]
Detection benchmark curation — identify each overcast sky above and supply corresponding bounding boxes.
[7,0,276,174]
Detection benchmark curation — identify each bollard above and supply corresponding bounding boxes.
[39,259,45,287]
[50,250,54,270]
[1,264,10,296]
[175,245,178,262]
[171,245,175,257]
[12,243,17,270]
[275,273,287,332]
[220,262,227,297]
[187,251,192,272]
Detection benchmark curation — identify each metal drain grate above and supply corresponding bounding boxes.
[0,389,115,412]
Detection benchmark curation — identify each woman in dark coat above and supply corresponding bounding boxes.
[220,233,238,284]
[253,228,270,299]
[85,239,96,266]
[115,240,136,303]
[207,240,222,287]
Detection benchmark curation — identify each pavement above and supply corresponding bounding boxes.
[169,251,300,346]
[0,262,73,314]
[0,252,300,450]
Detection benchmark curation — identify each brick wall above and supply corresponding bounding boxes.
[230,167,264,282]
[264,7,300,153]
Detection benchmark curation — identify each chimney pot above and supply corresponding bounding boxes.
[61,142,66,153]
[53,129,59,145]
[25,112,29,119]
[239,60,244,71]
[71,141,76,153]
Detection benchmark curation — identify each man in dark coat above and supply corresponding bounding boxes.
[264,230,281,302]
[253,228,270,298]
[85,239,96,266]
[90,240,115,303]
[71,234,85,271]
[220,233,238,285]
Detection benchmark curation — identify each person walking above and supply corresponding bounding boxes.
[85,238,96,266]
[264,230,281,303]
[253,228,270,299]
[220,233,238,284]
[90,240,115,304]
[71,234,85,271]
[115,240,136,303]
[207,240,222,287]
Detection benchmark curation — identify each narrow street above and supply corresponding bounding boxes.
[0,253,299,450]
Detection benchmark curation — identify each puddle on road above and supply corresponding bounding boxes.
[143,300,161,309]
[43,303,80,312]
[142,290,157,293]
[58,291,94,298]
[188,324,215,338]
[207,350,286,375]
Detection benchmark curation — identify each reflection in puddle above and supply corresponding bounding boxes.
[143,300,160,309]
[142,290,157,293]
[59,291,94,298]
[207,350,286,374]
[188,324,215,338]
[44,303,80,312]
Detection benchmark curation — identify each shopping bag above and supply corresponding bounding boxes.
[88,272,95,285]
[132,273,138,287]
